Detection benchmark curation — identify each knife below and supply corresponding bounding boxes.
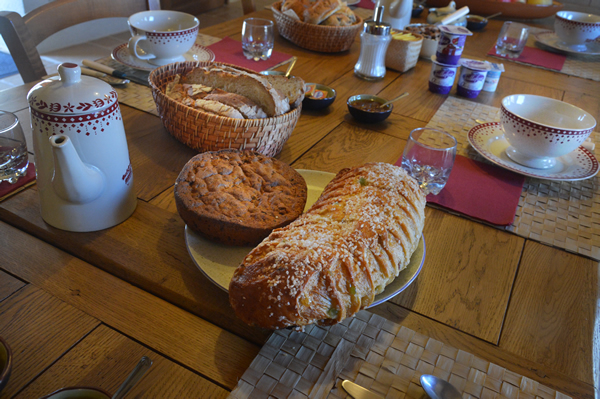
[82,59,150,87]
[342,380,384,399]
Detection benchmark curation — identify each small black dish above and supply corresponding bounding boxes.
[303,83,336,110]
[466,15,488,31]
[347,94,392,123]
[0,336,12,393]
[412,4,424,18]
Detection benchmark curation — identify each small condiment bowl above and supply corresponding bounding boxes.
[303,83,336,110]
[412,4,424,18]
[347,94,393,123]
[39,387,111,399]
[501,94,597,169]
[466,15,488,31]
[0,337,12,393]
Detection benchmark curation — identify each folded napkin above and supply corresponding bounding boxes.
[488,45,567,71]
[395,155,525,226]
[355,0,375,9]
[207,37,293,72]
[0,163,36,202]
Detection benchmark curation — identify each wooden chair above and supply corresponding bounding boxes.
[0,0,161,83]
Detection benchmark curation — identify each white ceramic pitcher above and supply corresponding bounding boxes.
[27,63,137,232]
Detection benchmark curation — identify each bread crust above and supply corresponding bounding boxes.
[229,163,426,329]
[182,65,290,117]
[175,149,307,246]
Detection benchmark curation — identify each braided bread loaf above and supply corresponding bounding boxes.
[229,163,426,329]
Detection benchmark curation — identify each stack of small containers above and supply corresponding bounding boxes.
[428,25,474,95]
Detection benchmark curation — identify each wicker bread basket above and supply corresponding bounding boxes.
[385,31,424,73]
[271,0,363,53]
[149,61,301,157]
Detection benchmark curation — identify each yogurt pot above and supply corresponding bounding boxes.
[435,25,472,65]
[457,59,491,98]
[428,55,459,95]
[482,62,505,92]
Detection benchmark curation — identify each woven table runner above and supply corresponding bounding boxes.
[425,97,600,261]
[228,311,570,399]
[489,28,600,82]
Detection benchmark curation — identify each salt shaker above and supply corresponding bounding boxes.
[354,5,392,81]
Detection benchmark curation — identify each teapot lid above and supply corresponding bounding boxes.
[27,63,118,115]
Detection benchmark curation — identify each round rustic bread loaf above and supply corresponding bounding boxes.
[175,149,308,246]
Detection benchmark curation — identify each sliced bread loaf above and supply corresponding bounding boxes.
[261,74,305,109]
[182,66,290,117]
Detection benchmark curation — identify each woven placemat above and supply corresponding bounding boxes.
[96,34,223,116]
[228,310,570,399]
[425,97,600,260]
[490,28,600,82]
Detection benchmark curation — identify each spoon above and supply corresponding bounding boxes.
[420,374,462,399]
[111,356,153,399]
[486,12,502,20]
[285,56,297,78]
[380,92,409,107]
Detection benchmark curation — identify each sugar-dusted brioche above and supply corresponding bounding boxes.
[229,162,426,329]
[175,149,307,246]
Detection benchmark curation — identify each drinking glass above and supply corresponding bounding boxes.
[495,21,529,58]
[0,111,29,184]
[400,127,457,195]
[242,18,274,61]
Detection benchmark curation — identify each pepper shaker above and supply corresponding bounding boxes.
[354,5,392,81]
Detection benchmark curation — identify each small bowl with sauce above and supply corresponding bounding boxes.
[303,83,336,110]
[0,337,12,393]
[466,15,488,31]
[347,94,392,123]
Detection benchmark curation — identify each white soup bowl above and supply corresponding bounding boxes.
[500,94,596,169]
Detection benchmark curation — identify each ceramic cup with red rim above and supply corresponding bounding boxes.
[435,25,472,65]
[500,94,597,169]
[128,10,199,66]
[554,11,600,51]
[457,59,490,98]
[428,55,459,95]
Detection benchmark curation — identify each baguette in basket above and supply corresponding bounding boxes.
[165,64,305,119]
[229,162,426,329]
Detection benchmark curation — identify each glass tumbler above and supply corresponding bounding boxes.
[400,127,457,195]
[242,18,274,61]
[0,110,29,184]
[495,21,529,58]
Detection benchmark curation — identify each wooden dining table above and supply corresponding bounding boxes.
[0,5,598,399]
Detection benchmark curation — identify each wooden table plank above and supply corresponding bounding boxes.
[500,240,598,385]
[0,284,100,398]
[0,188,269,345]
[15,324,229,398]
[0,270,25,303]
[0,220,259,389]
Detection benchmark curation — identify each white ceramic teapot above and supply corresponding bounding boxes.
[378,0,412,30]
[27,63,137,232]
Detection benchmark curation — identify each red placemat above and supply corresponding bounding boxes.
[488,45,567,71]
[207,37,294,72]
[395,155,525,226]
[355,0,375,9]
[0,162,36,202]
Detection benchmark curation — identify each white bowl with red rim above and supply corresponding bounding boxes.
[500,94,596,169]
[554,11,600,51]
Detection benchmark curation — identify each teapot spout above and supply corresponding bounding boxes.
[50,134,104,204]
